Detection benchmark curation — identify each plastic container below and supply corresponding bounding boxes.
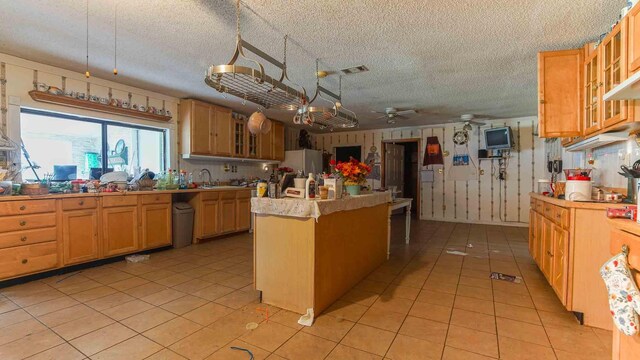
[172,203,194,248]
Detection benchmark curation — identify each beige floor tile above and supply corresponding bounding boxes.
[493,289,534,308]
[445,325,498,358]
[498,336,556,360]
[496,317,550,347]
[371,296,414,315]
[84,291,135,311]
[25,343,85,360]
[358,307,405,332]
[240,321,297,352]
[109,277,150,291]
[92,335,163,360]
[0,318,48,346]
[6,287,65,308]
[143,317,203,347]
[554,348,611,360]
[537,309,581,328]
[422,280,458,295]
[0,308,33,329]
[138,269,177,281]
[340,323,395,356]
[458,276,492,289]
[0,297,19,314]
[101,299,154,320]
[453,295,495,315]
[354,279,389,294]
[382,285,421,300]
[398,315,449,344]
[415,289,456,307]
[275,332,337,360]
[456,285,493,301]
[217,275,253,290]
[408,301,452,323]
[37,304,97,328]
[450,308,496,334]
[51,312,114,340]
[301,314,356,341]
[324,300,369,322]
[198,271,236,284]
[171,278,215,294]
[386,334,444,360]
[161,295,208,315]
[205,339,271,360]
[23,296,79,317]
[326,344,383,359]
[341,288,380,306]
[169,327,228,359]
[183,302,234,326]
[495,302,541,325]
[214,289,259,309]
[191,284,235,301]
[441,346,496,359]
[0,329,64,360]
[269,309,305,330]
[123,282,168,299]
[69,322,136,356]
[56,279,103,295]
[87,270,134,285]
[544,325,610,356]
[120,307,177,332]
[70,285,117,303]
[146,348,188,360]
[141,288,187,306]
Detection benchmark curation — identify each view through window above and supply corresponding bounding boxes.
[21,109,166,181]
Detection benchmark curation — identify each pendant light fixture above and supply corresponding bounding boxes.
[113,1,118,75]
[85,0,90,78]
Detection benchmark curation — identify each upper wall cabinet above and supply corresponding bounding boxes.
[629,6,640,74]
[180,99,232,157]
[538,49,583,138]
[602,18,628,128]
[272,121,285,162]
[584,44,601,135]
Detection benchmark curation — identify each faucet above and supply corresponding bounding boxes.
[199,169,212,187]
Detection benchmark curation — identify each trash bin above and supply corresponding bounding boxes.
[172,202,194,248]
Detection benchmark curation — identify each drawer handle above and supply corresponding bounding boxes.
[20,236,27,242]
[79,200,84,206]
[19,221,26,226]
[21,259,28,264]
[547,251,554,258]
[19,205,26,211]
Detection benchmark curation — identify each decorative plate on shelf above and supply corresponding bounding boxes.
[453,130,469,145]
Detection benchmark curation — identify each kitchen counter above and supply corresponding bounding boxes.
[529,192,628,210]
[253,192,390,316]
[0,186,250,202]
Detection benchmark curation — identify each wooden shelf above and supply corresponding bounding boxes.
[28,91,172,123]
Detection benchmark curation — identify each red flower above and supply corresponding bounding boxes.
[614,260,619,267]
[330,159,336,166]
[628,295,633,302]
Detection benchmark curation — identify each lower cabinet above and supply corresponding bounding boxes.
[141,204,172,249]
[103,206,139,257]
[190,189,252,242]
[220,198,237,233]
[201,199,220,237]
[551,225,569,303]
[236,197,251,231]
[62,209,99,265]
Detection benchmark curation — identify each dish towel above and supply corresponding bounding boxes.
[423,136,444,166]
[600,248,640,336]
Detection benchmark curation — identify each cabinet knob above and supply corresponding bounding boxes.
[79,200,84,206]
[20,236,27,242]
[21,259,28,264]
[547,251,554,258]
[19,221,26,226]
[539,99,545,104]
[19,205,26,211]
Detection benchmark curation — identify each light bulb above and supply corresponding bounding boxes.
[85,71,90,78]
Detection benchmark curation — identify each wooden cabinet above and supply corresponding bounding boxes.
[247,130,258,158]
[272,121,285,161]
[629,4,640,74]
[602,19,629,128]
[141,203,172,249]
[0,242,57,279]
[236,197,251,231]
[541,217,554,280]
[258,129,273,160]
[62,209,99,265]
[102,205,139,257]
[233,119,246,157]
[538,49,583,138]
[551,224,569,303]
[212,106,232,156]
[584,45,601,135]
[201,199,220,237]
[180,99,233,157]
[220,198,237,234]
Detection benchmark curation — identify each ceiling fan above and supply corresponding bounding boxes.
[448,114,489,130]
[372,107,418,124]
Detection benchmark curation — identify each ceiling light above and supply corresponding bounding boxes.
[340,65,369,75]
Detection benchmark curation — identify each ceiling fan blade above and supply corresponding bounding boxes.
[374,115,388,120]
[470,120,486,126]
[395,110,416,116]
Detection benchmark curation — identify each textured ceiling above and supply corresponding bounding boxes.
[0,0,625,131]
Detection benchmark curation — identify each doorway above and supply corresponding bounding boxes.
[382,139,420,217]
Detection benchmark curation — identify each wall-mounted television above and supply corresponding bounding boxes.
[484,127,513,150]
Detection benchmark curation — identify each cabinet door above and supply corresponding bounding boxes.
[233,120,246,157]
[541,218,553,280]
[629,4,640,73]
[62,209,99,265]
[103,206,139,257]
[213,108,232,156]
[258,128,273,160]
[236,198,250,231]
[201,200,219,237]
[272,121,285,161]
[538,49,583,138]
[528,210,536,261]
[246,129,258,158]
[191,101,213,155]
[551,224,569,305]
[602,19,628,128]
[141,204,172,249]
[584,48,602,135]
[220,199,236,233]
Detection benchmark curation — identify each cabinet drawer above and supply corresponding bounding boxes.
[0,200,55,216]
[102,195,138,208]
[141,194,171,205]
[530,198,536,209]
[543,203,554,219]
[0,227,57,249]
[0,213,56,233]
[61,197,98,211]
[610,228,640,270]
[553,207,569,228]
[220,191,236,200]
[535,200,544,213]
[0,241,58,279]
[236,190,251,199]
[200,191,220,201]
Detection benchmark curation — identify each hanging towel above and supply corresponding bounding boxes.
[423,136,444,166]
[600,249,640,336]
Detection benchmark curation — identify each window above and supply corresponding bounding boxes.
[20,109,166,181]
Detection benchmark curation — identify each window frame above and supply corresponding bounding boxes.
[20,108,167,179]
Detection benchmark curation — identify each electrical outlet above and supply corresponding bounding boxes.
[480,169,485,175]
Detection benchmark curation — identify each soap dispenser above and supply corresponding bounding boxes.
[306,173,316,199]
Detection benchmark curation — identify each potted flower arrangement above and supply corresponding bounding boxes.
[331,157,371,196]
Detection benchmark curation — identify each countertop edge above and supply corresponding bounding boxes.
[0,187,251,202]
[529,192,629,210]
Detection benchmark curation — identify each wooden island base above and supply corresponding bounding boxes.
[254,203,389,315]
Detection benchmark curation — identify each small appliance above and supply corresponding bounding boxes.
[564,169,592,201]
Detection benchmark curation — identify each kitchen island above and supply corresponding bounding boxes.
[252,192,391,315]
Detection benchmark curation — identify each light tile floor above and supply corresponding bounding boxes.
[0,218,612,359]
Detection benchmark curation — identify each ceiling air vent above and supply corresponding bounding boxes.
[340,65,369,75]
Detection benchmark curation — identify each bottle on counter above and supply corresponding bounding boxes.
[179,170,187,189]
[306,173,316,199]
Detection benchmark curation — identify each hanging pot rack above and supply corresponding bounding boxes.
[205,1,306,111]
[295,60,357,130]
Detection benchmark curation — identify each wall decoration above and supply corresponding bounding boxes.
[364,145,381,181]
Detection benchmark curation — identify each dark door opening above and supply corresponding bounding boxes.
[382,139,420,217]
[335,146,362,162]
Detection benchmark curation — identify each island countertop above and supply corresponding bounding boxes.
[250,191,391,219]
